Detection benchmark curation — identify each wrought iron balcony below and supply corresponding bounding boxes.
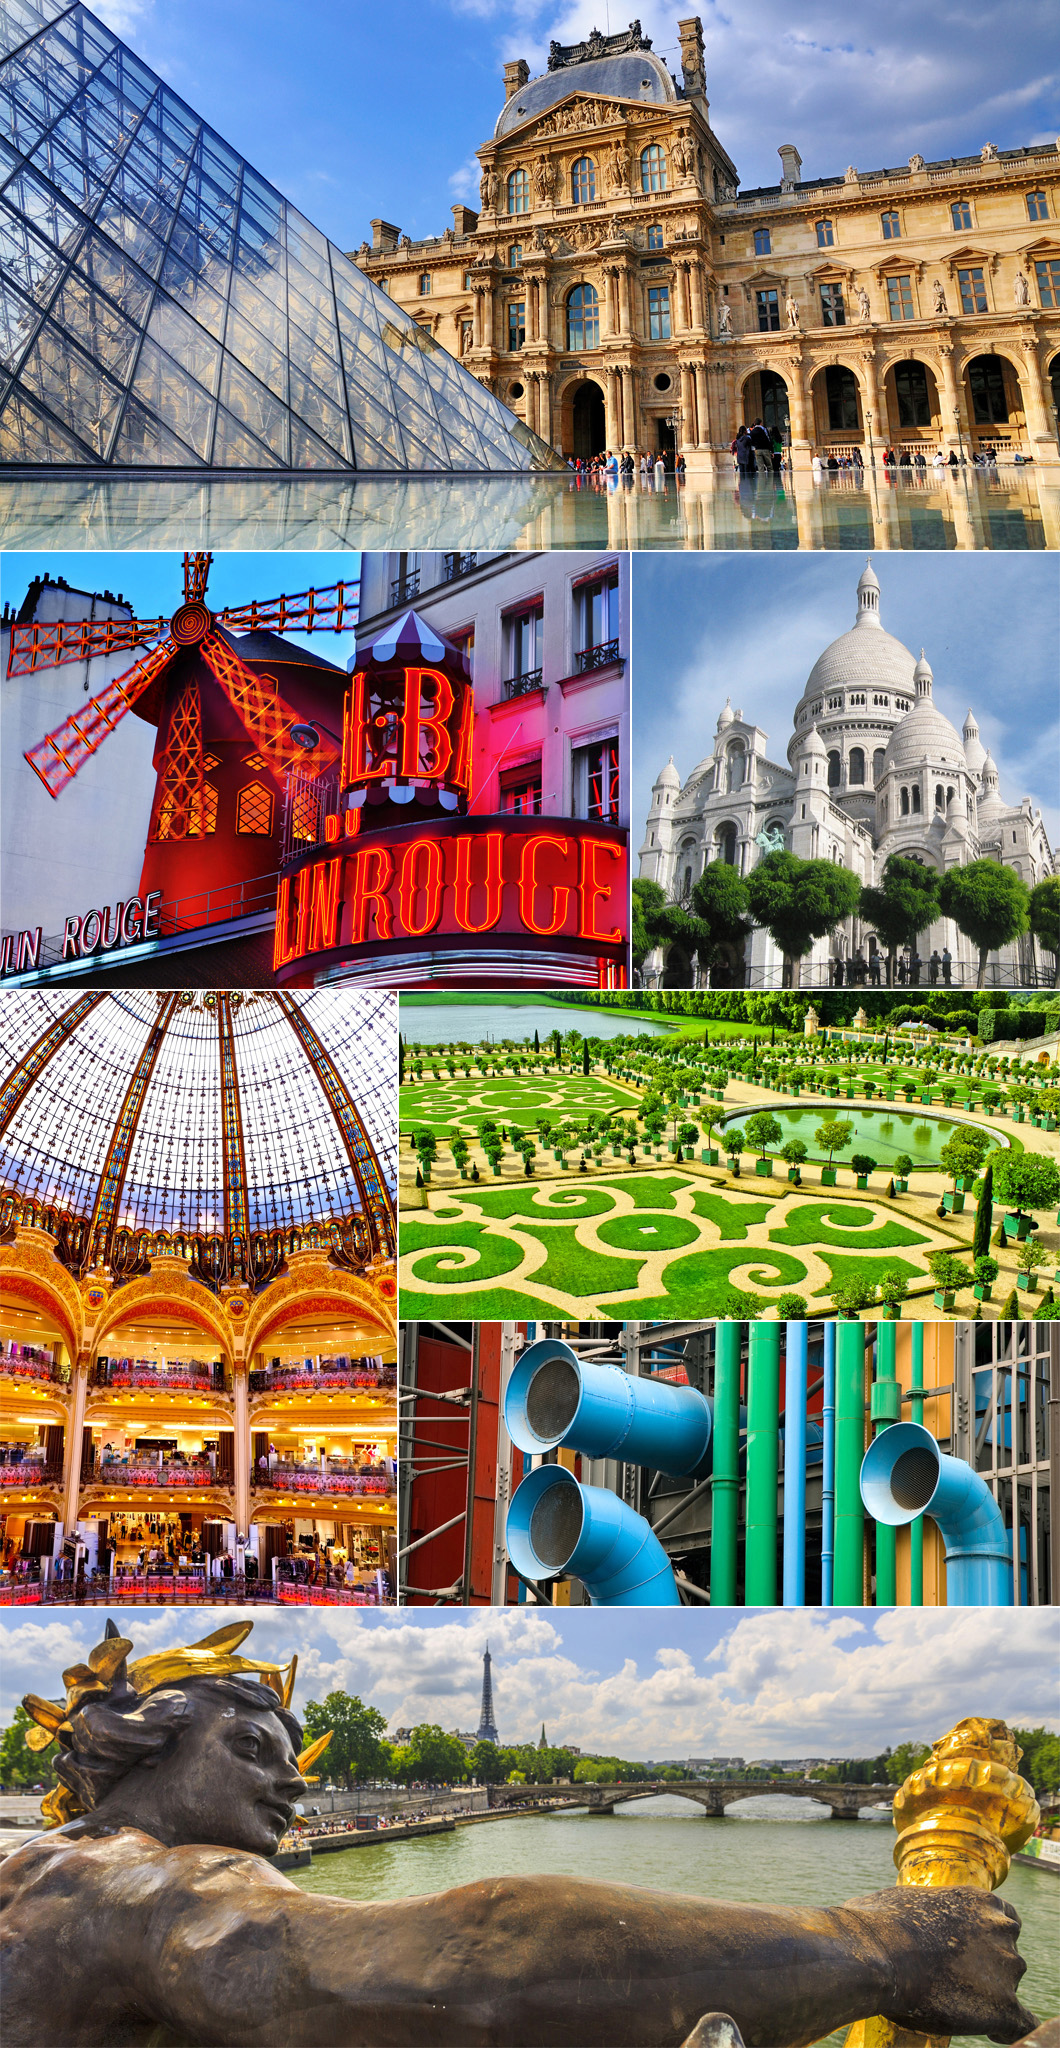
[575,637,620,673]
[0,1460,63,1487]
[390,572,420,605]
[443,552,477,581]
[503,667,544,699]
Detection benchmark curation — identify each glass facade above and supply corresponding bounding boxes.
[0,3,561,470]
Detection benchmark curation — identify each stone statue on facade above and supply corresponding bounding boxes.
[909,152,925,170]
[1,1624,1039,2048]
[755,824,787,854]
[932,278,948,314]
[605,141,629,192]
[1013,268,1030,305]
[534,155,557,203]
[480,166,499,210]
[786,294,801,329]
[460,323,474,355]
[718,302,733,336]
[856,284,871,320]
[981,141,999,159]
[399,233,412,250]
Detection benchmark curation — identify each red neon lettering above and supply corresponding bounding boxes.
[343,809,361,838]
[518,834,572,937]
[579,837,624,943]
[62,916,82,961]
[324,813,340,843]
[399,668,455,783]
[307,857,344,954]
[340,671,366,787]
[348,847,394,943]
[272,874,296,971]
[453,832,504,932]
[398,837,444,938]
[451,685,474,796]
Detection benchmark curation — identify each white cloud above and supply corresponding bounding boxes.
[449,154,483,200]
[91,0,154,34]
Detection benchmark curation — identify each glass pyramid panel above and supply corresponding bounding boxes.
[0,0,565,469]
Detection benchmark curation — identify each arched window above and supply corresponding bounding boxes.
[947,786,954,806]
[900,787,910,816]
[682,865,693,897]
[641,143,667,193]
[566,283,599,350]
[726,744,745,792]
[935,785,945,810]
[911,786,922,814]
[572,157,596,204]
[879,797,888,823]
[881,210,901,239]
[893,361,933,427]
[872,748,886,782]
[827,749,841,788]
[825,365,860,431]
[236,782,274,835]
[816,219,835,247]
[717,822,738,866]
[507,169,529,214]
[646,222,664,250]
[849,747,865,785]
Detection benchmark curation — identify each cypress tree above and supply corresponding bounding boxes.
[972,1162,993,1261]
[999,1287,1020,1321]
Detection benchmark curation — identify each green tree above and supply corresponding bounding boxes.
[397,1725,469,1784]
[938,1127,990,1191]
[814,1118,854,1166]
[302,1692,390,1787]
[744,1111,783,1159]
[859,856,942,988]
[992,1152,1060,1226]
[632,878,666,970]
[775,1292,809,1319]
[879,1267,910,1314]
[939,861,1031,988]
[0,1704,58,1789]
[884,1740,931,1785]
[467,1740,507,1784]
[744,851,861,989]
[927,1252,974,1300]
[689,862,753,982]
[830,1273,877,1318]
[721,1288,766,1320]
[781,1138,808,1174]
[972,1161,994,1260]
[1012,1726,1060,1794]
[1028,876,1060,988]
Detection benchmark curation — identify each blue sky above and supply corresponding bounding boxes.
[2,1606,1055,1757]
[86,0,1060,248]
[630,553,1060,848]
[0,552,361,661]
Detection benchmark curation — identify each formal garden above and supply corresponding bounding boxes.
[398,1008,1060,1323]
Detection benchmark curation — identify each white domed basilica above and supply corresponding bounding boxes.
[639,564,1054,987]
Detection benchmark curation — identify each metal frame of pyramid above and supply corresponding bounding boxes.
[0,0,565,472]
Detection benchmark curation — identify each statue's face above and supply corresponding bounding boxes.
[140,1692,306,1855]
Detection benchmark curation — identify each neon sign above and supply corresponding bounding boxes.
[63,894,162,960]
[340,666,473,798]
[273,818,627,974]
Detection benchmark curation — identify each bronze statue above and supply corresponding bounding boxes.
[0,1623,1037,2048]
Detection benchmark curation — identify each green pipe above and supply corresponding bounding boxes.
[710,1321,741,1606]
[834,1322,866,1605]
[745,1323,780,1605]
[872,1323,898,1607]
[909,1323,924,1606]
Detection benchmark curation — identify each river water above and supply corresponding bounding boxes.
[289,1797,1057,2043]
[399,996,670,1043]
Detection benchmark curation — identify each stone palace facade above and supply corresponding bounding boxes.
[637,564,1055,988]
[350,19,1060,472]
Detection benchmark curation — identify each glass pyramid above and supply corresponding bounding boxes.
[0,0,563,470]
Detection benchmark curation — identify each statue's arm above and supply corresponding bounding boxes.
[133,1862,1032,2048]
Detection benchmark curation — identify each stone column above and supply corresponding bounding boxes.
[232,1366,250,1539]
[604,365,620,450]
[539,374,553,444]
[680,361,696,446]
[600,266,614,340]
[858,349,882,462]
[528,278,539,344]
[689,262,705,331]
[785,350,812,470]
[935,343,964,457]
[618,264,633,336]
[694,360,710,447]
[1018,334,1059,462]
[673,261,689,333]
[621,366,635,447]
[63,1355,89,1534]
[472,284,485,350]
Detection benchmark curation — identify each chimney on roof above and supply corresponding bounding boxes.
[778,144,802,189]
[451,203,479,237]
[678,18,707,109]
[503,57,530,100]
[370,219,401,254]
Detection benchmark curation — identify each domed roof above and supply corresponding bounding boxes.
[881,673,966,774]
[978,751,1004,814]
[796,564,917,707]
[717,698,735,729]
[962,708,987,780]
[654,756,681,790]
[495,47,677,137]
[0,991,396,1239]
[799,721,828,759]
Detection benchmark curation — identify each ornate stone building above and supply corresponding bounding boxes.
[351,18,1060,471]
[638,564,1055,987]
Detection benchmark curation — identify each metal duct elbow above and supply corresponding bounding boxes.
[506,1463,681,1606]
[505,1336,712,1477]
[859,1420,1011,1606]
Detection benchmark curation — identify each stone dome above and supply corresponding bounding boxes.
[654,756,681,792]
[495,46,678,137]
[881,678,966,774]
[978,751,1004,816]
[717,698,736,729]
[795,564,917,710]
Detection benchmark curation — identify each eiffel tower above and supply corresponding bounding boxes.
[476,1642,499,1746]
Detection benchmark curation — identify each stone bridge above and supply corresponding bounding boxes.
[488,1779,896,1820]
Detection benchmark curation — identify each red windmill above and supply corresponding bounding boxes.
[13,554,359,915]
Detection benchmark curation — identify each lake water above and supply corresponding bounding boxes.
[3,468,1053,551]
[288,1798,1057,2044]
[400,997,670,1044]
[718,1102,1007,1170]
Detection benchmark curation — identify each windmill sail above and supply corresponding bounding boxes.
[0,1,563,473]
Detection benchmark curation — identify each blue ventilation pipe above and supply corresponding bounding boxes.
[782,1321,808,1606]
[505,1463,681,1606]
[821,1323,835,1606]
[505,1337,713,1476]
[859,1421,1012,1606]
